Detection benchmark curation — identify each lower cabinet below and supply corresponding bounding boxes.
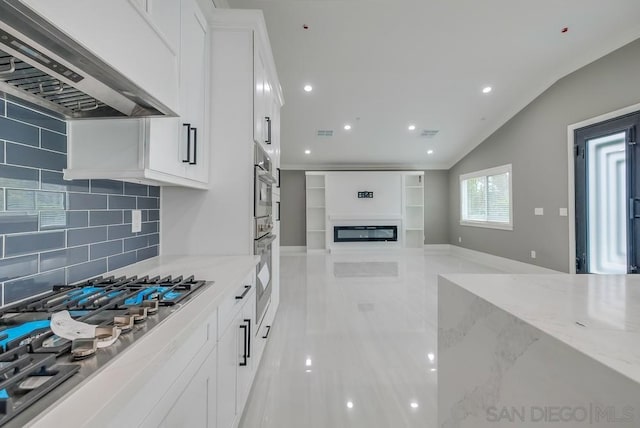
[159,347,217,428]
[217,284,256,428]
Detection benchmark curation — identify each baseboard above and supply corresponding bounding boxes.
[280,246,306,254]
[449,245,561,274]
[423,244,452,254]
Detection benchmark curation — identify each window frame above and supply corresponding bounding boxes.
[459,164,513,231]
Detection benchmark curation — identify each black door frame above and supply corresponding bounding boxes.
[574,111,640,273]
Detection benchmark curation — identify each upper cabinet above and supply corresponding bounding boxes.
[62,0,211,188]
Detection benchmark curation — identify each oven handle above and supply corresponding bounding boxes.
[255,234,276,247]
[255,166,277,184]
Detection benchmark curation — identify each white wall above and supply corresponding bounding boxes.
[326,171,402,218]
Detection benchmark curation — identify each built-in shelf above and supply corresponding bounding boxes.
[403,172,425,248]
[306,172,327,251]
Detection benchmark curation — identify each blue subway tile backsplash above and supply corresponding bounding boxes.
[0,117,40,146]
[0,98,160,305]
[4,269,66,305]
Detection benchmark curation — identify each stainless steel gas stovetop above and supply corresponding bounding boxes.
[0,274,210,427]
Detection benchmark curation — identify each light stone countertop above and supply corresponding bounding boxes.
[440,273,640,385]
[26,255,259,427]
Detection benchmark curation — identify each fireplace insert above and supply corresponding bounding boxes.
[333,226,398,242]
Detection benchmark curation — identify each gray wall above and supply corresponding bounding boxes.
[279,169,449,246]
[279,170,306,246]
[424,170,449,244]
[449,38,640,272]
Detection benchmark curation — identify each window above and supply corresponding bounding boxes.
[460,164,512,230]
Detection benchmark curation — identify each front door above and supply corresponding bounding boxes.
[575,112,640,273]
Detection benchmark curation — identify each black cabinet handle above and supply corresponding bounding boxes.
[190,126,197,165]
[262,325,271,339]
[235,285,251,300]
[244,319,251,358]
[265,116,271,144]
[277,167,281,188]
[182,123,191,163]
[239,324,248,366]
[276,201,280,221]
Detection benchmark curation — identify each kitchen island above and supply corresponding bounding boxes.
[12,255,259,428]
[438,274,640,428]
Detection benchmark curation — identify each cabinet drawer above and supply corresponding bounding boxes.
[218,273,255,340]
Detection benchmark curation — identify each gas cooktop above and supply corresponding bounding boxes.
[0,274,210,427]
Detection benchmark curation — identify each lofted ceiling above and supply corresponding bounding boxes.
[227,0,640,170]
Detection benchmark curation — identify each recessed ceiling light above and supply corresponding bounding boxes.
[344,124,352,130]
[304,149,311,155]
[410,402,419,409]
[427,150,434,155]
[408,125,416,131]
[482,86,492,94]
[347,401,354,409]
[303,84,313,92]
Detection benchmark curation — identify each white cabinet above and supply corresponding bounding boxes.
[62,0,209,188]
[65,118,208,189]
[180,0,209,183]
[19,0,179,112]
[253,35,278,155]
[159,348,216,428]
[217,278,257,428]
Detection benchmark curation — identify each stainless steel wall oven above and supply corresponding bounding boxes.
[254,144,275,328]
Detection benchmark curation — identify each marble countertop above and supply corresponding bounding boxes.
[440,273,640,384]
[26,254,259,427]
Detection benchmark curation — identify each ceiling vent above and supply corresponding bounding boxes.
[317,130,334,137]
[420,129,439,138]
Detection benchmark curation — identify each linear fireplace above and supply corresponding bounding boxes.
[333,225,398,242]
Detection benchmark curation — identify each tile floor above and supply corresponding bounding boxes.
[240,250,501,428]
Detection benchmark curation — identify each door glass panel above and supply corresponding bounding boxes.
[587,132,627,273]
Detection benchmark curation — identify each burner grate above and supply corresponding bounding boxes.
[0,346,79,426]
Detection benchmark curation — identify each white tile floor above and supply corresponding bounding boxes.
[239,250,501,428]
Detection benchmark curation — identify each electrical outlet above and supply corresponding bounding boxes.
[458,236,462,243]
[534,208,544,216]
[530,250,536,259]
[559,208,568,217]
[132,210,142,233]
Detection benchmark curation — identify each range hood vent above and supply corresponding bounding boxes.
[0,1,175,119]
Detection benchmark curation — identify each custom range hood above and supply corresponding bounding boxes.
[0,1,175,118]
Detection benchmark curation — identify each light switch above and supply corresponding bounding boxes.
[531,250,537,259]
[534,208,544,216]
[132,210,142,233]
[559,208,568,217]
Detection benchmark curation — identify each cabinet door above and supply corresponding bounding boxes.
[237,292,256,411]
[161,348,217,428]
[180,0,209,183]
[253,38,267,145]
[217,320,239,428]
[147,117,185,178]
